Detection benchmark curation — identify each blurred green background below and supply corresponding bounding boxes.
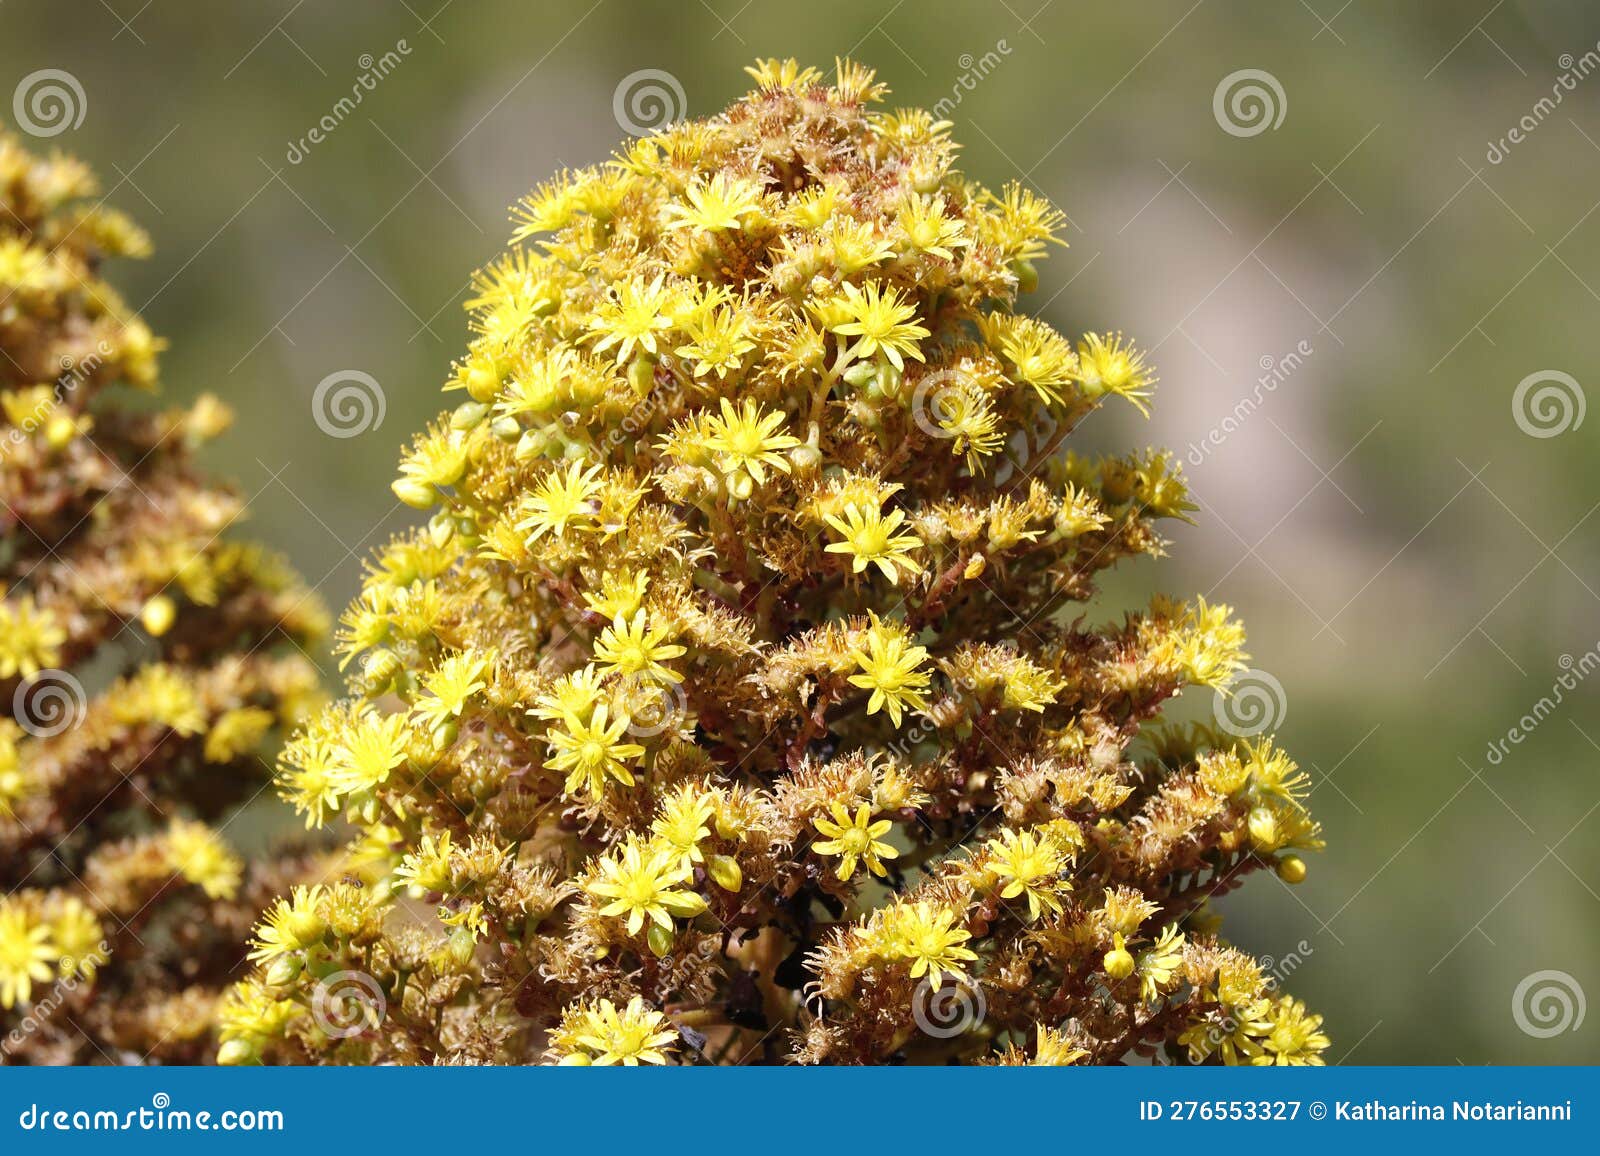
[4,0,1596,1063]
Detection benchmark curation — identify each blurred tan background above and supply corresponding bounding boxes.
[3,0,1597,1063]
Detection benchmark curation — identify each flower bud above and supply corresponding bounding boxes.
[392,477,437,508]
[1276,853,1307,884]
[1247,806,1280,851]
[464,364,500,403]
[843,361,877,387]
[44,412,78,449]
[628,354,656,396]
[264,954,303,987]
[140,594,177,638]
[646,923,675,958]
[451,401,489,430]
[216,1039,259,1066]
[707,854,742,893]
[1103,946,1135,980]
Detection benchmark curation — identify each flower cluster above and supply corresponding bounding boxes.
[232,60,1327,1066]
[0,125,327,1063]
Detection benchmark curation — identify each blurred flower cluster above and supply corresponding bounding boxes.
[228,60,1327,1066]
[0,125,327,1063]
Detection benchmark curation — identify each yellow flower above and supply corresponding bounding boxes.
[782,180,842,229]
[1137,925,1185,1002]
[1032,1024,1089,1066]
[877,900,976,989]
[704,398,800,488]
[593,610,687,685]
[412,649,490,732]
[984,182,1066,263]
[1100,888,1160,938]
[896,194,968,259]
[0,899,56,1009]
[554,995,678,1066]
[847,615,931,726]
[391,430,470,507]
[675,305,757,379]
[824,503,923,583]
[663,173,764,233]
[249,885,328,963]
[0,723,33,820]
[203,706,275,764]
[163,819,242,900]
[113,665,205,735]
[824,217,895,274]
[651,785,715,868]
[1252,996,1330,1066]
[0,595,65,679]
[812,801,898,880]
[985,827,1072,921]
[992,316,1077,407]
[335,589,392,669]
[329,709,411,795]
[276,732,343,829]
[517,460,604,542]
[1075,331,1155,416]
[509,173,582,241]
[1242,737,1310,800]
[529,665,607,725]
[588,273,677,363]
[585,838,707,935]
[829,281,929,369]
[1179,1003,1272,1066]
[745,57,826,92]
[395,832,455,894]
[547,702,646,799]
[582,570,650,622]
[1168,597,1247,688]
[923,378,1003,468]
[47,896,104,979]
[496,348,577,419]
[218,979,302,1057]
